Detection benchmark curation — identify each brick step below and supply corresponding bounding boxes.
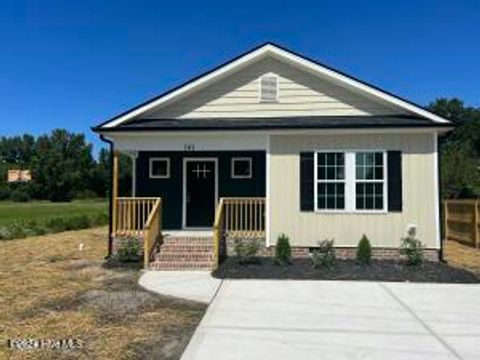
[159,245,214,252]
[162,237,213,243]
[149,261,213,271]
[155,253,214,261]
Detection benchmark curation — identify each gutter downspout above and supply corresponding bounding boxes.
[100,135,114,258]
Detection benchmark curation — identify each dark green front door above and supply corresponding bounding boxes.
[185,160,216,228]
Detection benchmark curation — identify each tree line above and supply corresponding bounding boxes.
[0,98,479,202]
[0,129,131,202]
[428,98,480,198]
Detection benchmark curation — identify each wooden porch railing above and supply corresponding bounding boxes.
[114,197,159,237]
[213,197,266,268]
[444,199,480,248]
[113,197,163,267]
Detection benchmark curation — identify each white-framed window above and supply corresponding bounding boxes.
[231,157,252,179]
[355,152,386,210]
[314,150,387,212]
[149,157,170,179]
[259,74,278,102]
[316,152,345,210]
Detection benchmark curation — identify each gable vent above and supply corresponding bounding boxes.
[259,75,278,102]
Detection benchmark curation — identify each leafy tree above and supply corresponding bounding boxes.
[0,134,35,167]
[30,129,95,201]
[90,148,131,197]
[428,98,480,197]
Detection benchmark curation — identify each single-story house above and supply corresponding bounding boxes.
[93,43,454,270]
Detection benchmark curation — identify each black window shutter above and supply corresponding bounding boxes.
[387,151,402,212]
[300,152,314,211]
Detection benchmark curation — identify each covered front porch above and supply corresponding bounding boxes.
[110,150,266,269]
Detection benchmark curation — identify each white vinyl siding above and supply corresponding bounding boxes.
[145,57,403,119]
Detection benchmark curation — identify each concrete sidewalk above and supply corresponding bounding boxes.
[139,270,221,303]
[181,280,480,360]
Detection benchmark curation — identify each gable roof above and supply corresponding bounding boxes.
[93,42,452,131]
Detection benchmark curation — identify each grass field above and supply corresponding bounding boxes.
[0,227,205,359]
[0,199,108,225]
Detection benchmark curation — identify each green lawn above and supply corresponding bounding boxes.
[0,199,108,225]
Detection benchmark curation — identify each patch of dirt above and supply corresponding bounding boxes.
[123,324,197,360]
[1,227,206,360]
[213,257,480,283]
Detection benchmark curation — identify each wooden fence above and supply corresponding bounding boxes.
[444,199,480,248]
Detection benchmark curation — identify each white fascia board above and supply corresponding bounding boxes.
[102,46,271,128]
[100,44,451,129]
[266,46,450,123]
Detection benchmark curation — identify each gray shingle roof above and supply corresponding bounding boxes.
[94,116,452,132]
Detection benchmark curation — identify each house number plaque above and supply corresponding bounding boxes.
[184,143,195,151]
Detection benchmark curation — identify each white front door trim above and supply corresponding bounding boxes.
[182,157,219,230]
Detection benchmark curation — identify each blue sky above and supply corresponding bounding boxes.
[1,0,479,155]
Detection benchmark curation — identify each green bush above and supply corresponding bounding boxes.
[0,187,10,201]
[234,238,260,265]
[274,233,292,265]
[24,220,47,236]
[400,226,424,266]
[91,212,109,226]
[117,238,140,262]
[4,222,27,239]
[10,190,30,202]
[356,234,372,265]
[45,217,68,233]
[66,215,91,230]
[311,239,336,268]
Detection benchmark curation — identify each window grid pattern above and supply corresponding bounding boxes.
[316,152,345,210]
[355,152,384,210]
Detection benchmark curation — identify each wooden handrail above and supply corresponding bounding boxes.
[113,197,163,267]
[213,198,225,269]
[212,197,266,268]
[143,198,162,267]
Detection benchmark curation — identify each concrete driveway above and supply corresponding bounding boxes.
[181,280,480,360]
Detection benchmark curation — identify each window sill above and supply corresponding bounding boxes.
[314,210,388,215]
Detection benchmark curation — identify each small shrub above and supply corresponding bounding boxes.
[274,233,292,265]
[4,222,27,239]
[66,215,91,230]
[24,220,46,236]
[117,238,140,262]
[45,217,68,233]
[234,239,260,265]
[356,234,372,265]
[91,212,109,226]
[10,190,30,202]
[310,239,336,268]
[400,226,424,266]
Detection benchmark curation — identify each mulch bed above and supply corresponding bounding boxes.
[212,257,480,283]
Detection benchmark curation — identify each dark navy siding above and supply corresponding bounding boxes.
[135,151,266,229]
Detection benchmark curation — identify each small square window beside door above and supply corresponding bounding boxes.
[231,158,252,179]
[149,158,170,178]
